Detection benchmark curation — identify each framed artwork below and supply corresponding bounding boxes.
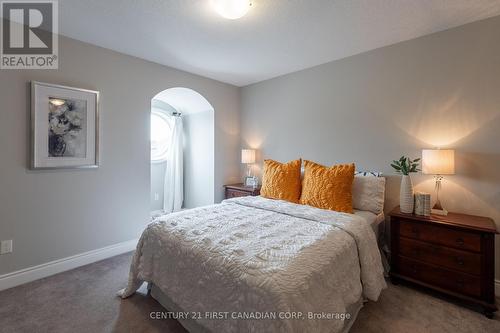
[244,176,258,187]
[31,81,99,169]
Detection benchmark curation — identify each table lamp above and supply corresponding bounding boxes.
[241,149,256,177]
[422,149,455,216]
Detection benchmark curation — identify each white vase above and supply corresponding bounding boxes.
[400,175,414,213]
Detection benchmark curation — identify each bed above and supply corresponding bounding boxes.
[354,209,385,240]
[120,194,387,333]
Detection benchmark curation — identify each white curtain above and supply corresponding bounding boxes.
[163,115,183,213]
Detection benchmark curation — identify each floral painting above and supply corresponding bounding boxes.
[48,97,87,158]
[32,81,99,169]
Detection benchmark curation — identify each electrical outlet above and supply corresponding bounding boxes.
[0,240,13,255]
[154,193,159,201]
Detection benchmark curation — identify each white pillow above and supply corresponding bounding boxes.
[352,173,386,214]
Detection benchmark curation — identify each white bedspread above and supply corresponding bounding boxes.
[120,196,386,332]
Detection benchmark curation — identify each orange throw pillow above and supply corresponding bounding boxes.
[300,161,355,213]
[260,159,302,203]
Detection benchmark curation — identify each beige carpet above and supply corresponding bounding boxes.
[0,252,498,333]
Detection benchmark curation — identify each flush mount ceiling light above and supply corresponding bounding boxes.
[211,0,251,20]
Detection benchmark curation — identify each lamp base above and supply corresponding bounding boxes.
[431,199,448,216]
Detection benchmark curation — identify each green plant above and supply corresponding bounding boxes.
[391,156,420,175]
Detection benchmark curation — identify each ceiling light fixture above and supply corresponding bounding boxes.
[211,0,251,20]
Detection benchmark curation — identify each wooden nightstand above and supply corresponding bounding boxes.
[389,207,498,318]
[224,183,261,199]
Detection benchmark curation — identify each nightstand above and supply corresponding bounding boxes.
[389,207,498,318]
[224,183,261,199]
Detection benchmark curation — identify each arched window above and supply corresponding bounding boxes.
[151,109,172,162]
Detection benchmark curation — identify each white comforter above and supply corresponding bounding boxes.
[120,196,386,333]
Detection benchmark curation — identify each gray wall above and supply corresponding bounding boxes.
[183,111,215,209]
[241,16,500,279]
[0,33,240,275]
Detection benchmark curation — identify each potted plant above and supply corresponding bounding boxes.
[391,156,421,213]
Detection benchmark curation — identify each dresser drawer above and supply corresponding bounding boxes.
[390,208,497,316]
[399,237,481,275]
[397,256,481,297]
[225,189,250,198]
[399,219,481,252]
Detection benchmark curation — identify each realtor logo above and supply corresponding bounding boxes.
[1,0,58,69]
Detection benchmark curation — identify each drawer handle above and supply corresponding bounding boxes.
[411,265,418,274]
[411,226,419,235]
[456,238,464,246]
[411,248,420,256]
[456,278,465,288]
[455,257,464,266]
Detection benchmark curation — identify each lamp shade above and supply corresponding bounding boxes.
[241,149,256,164]
[422,149,455,175]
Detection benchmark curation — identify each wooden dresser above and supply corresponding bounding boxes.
[224,183,261,199]
[389,207,498,317]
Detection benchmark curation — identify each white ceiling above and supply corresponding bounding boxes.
[55,0,500,86]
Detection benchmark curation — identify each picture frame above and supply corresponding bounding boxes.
[30,81,99,169]
[244,176,258,187]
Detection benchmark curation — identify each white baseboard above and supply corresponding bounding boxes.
[0,238,138,292]
[496,279,500,297]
